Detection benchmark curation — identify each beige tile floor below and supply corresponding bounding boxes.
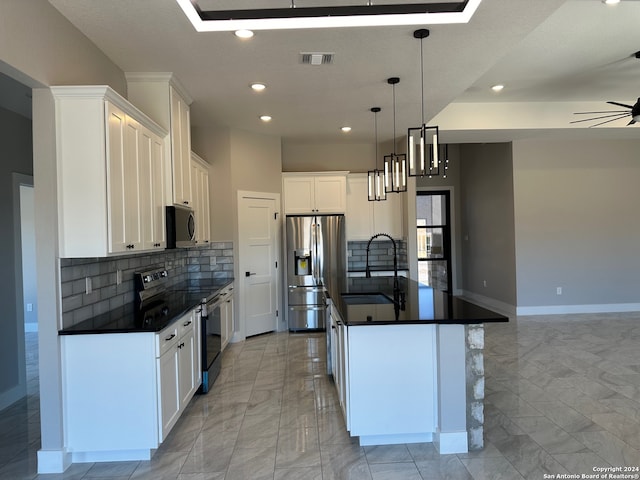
[2,313,640,479]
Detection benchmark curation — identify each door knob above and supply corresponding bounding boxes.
[245,271,256,277]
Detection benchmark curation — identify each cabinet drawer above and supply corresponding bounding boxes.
[178,311,196,338]
[156,324,179,357]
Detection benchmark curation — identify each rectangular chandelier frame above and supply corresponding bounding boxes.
[176,0,482,31]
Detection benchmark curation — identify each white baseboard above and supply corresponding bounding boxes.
[70,449,152,463]
[434,430,469,454]
[359,432,433,446]
[459,291,516,317]
[516,303,640,316]
[459,291,640,317]
[37,449,71,474]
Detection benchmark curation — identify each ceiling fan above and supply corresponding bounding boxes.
[571,51,640,127]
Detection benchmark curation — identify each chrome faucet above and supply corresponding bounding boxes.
[365,233,399,289]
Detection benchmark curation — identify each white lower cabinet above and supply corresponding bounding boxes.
[62,309,201,462]
[220,284,234,350]
[329,316,437,446]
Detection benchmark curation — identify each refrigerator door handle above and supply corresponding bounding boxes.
[316,218,324,285]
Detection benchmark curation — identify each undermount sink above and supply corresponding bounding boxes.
[341,293,394,305]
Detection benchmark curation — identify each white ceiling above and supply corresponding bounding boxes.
[47,0,640,144]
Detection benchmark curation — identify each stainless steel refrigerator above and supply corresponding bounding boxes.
[286,214,345,331]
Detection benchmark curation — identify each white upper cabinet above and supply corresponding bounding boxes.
[52,86,167,258]
[170,87,192,207]
[283,172,347,214]
[190,152,211,245]
[346,173,404,241]
[126,73,194,208]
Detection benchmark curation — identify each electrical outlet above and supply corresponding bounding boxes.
[483,280,487,287]
[116,269,122,285]
[556,286,562,295]
[85,277,92,295]
[26,303,33,312]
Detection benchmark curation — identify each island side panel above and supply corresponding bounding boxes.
[466,324,485,450]
[347,324,437,445]
[62,333,158,460]
[435,324,469,454]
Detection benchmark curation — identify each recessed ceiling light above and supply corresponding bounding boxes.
[341,126,352,133]
[235,29,254,38]
[260,115,272,122]
[602,0,620,4]
[250,83,266,92]
[491,84,504,92]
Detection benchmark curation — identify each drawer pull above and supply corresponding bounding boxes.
[165,333,176,342]
[183,320,192,327]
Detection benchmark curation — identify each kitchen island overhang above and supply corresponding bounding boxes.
[326,275,508,454]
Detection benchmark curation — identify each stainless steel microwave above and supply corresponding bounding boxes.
[166,205,196,248]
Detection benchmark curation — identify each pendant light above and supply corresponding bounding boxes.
[368,107,387,201]
[383,77,407,194]
[407,29,448,179]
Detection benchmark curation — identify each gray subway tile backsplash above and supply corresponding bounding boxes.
[60,242,234,329]
[347,239,408,272]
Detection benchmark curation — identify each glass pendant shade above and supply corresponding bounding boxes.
[383,153,407,193]
[408,124,440,177]
[384,77,408,194]
[367,169,386,201]
[367,106,386,201]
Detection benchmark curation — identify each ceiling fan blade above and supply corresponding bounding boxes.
[573,110,628,115]
[588,115,633,128]
[607,101,634,109]
[570,112,630,124]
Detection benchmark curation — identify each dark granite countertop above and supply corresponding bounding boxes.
[327,275,508,326]
[59,278,233,335]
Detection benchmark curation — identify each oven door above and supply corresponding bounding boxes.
[201,295,223,393]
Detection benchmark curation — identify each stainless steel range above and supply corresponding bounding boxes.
[134,268,230,394]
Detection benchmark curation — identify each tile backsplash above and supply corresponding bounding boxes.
[347,239,407,272]
[60,242,233,329]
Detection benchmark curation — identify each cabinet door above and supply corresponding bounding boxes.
[190,160,202,242]
[178,327,196,408]
[170,87,192,207]
[199,167,210,244]
[150,133,167,248]
[346,174,373,241]
[221,293,234,350]
[107,104,141,253]
[283,176,315,214]
[314,176,347,214]
[139,127,155,250]
[158,346,180,441]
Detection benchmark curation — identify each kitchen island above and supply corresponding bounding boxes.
[325,275,508,453]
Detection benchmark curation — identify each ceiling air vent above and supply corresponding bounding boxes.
[300,52,334,65]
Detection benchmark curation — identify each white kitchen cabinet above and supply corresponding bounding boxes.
[126,73,194,207]
[346,173,403,241]
[282,172,347,214]
[139,125,167,250]
[61,307,202,462]
[52,86,167,258]
[171,86,192,206]
[157,326,180,441]
[220,284,234,350]
[190,152,211,245]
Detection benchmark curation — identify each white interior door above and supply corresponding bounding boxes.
[239,194,279,337]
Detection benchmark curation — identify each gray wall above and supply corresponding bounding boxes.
[0,0,127,467]
[513,138,640,310]
[459,143,517,307]
[0,106,33,406]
